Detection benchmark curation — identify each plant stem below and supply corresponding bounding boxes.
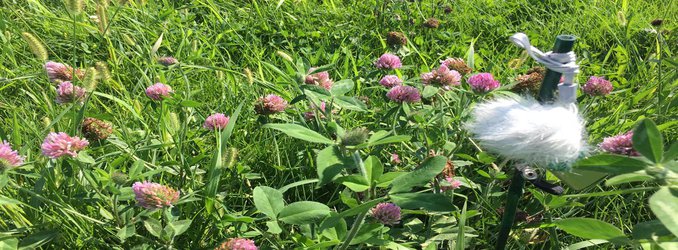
[495,171,524,250]
[337,211,367,250]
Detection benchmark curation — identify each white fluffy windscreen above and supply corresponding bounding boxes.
[466,96,586,170]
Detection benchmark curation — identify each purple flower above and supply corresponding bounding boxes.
[386,85,421,103]
[599,131,639,156]
[145,83,173,101]
[390,153,401,164]
[41,132,89,159]
[379,75,402,88]
[44,61,84,83]
[0,141,24,171]
[216,238,258,250]
[467,73,500,93]
[255,94,288,115]
[132,181,180,209]
[582,76,613,96]
[55,81,87,104]
[371,202,401,225]
[440,58,472,75]
[157,56,179,66]
[421,65,461,89]
[374,53,402,70]
[305,68,333,90]
[204,113,230,131]
[440,177,462,191]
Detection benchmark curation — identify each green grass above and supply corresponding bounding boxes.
[0,0,676,249]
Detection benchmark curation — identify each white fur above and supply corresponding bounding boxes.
[466,96,586,168]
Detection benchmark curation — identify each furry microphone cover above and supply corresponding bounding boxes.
[466,96,587,171]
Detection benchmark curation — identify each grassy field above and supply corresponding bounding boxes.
[0,0,677,249]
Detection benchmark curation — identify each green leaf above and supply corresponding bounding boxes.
[390,156,447,194]
[376,172,407,188]
[0,237,18,250]
[330,79,354,96]
[18,230,59,250]
[319,212,347,241]
[335,175,369,192]
[633,119,664,163]
[220,102,244,150]
[422,86,438,98]
[649,187,678,237]
[278,201,331,225]
[339,198,385,217]
[143,218,163,238]
[455,200,468,250]
[266,221,283,234]
[334,96,367,112]
[179,100,202,107]
[554,218,629,245]
[572,154,649,174]
[116,225,136,241]
[350,223,386,245]
[264,123,335,144]
[364,156,383,186]
[317,146,352,186]
[253,186,285,220]
[170,220,192,236]
[0,195,20,205]
[632,220,673,240]
[391,193,456,212]
[604,172,654,186]
[566,240,609,250]
[367,135,411,147]
[76,151,95,164]
[664,142,678,162]
[278,179,319,193]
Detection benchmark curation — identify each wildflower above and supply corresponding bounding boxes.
[145,83,173,101]
[440,57,472,75]
[599,131,639,156]
[421,65,461,89]
[157,56,178,66]
[254,94,288,115]
[132,181,180,209]
[81,117,113,141]
[467,73,501,93]
[374,53,402,70]
[371,203,401,225]
[0,141,24,171]
[55,81,87,104]
[204,113,230,131]
[215,238,258,250]
[379,75,402,88]
[512,66,544,94]
[41,132,89,159]
[304,68,333,90]
[390,153,401,164]
[582,76,613,96]
[340,127,369,147]
[423,18,440,28]
[386,85,421,103]
[440,177,462,191]
[44,61,84,83]
[386,31,407,47]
